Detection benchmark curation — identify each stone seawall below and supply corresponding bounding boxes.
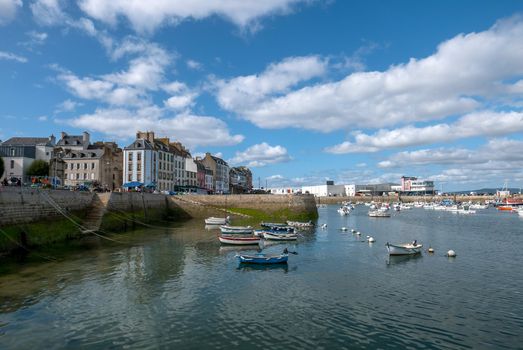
[315,195,522,204]
[0,187,94,226]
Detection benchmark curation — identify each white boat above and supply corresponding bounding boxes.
[220,225,253,234]
[386,242,423,255]
[337,207,351,215]
[205,216,229,225]
[218,235,260,245]
[368,208,391,217]
[517,208,523,216]
[263,231,298,241]
[286,220,314,228]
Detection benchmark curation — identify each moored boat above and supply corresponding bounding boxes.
[236,252,288,264]
[263,231,298,241]
[219,235,260,245]
[205,216,229,225]
[220,225,254,234]
[386,242,423,255]
[368,208,391,217]
[286,220,314,228]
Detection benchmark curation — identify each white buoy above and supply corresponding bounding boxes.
[428,247,434,253]
[340,227,348,231]
[321,223,327,229]
[367,236,375,243]
[446,249,456,257]
[351,229,356,233]
[355,231,361,235]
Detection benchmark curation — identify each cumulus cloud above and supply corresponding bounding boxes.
[215,16,523,132]
[186,59,202,70]
[31,0,68,26]
[0,0,22,26]
[325,110,523,153]
[215,55,327,112]
[54,99,82,113]
[378,138,523,169]
[0,50,27,63]
[62,108,244,148]
[229,142,291,167]
[78,0,311,33]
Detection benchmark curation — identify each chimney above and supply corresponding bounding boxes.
[61,131,67,139]
[82,131,90,144]
[49,134,56,145]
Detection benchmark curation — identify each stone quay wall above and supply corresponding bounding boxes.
[0,189,318,227]
[0,187,94,226]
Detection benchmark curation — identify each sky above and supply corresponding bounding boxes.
[1,0,523,191]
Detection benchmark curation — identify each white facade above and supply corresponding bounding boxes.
[302,184,346,197]
[185,158,198,187]
[124,149,157,185]
[268,187,301,195]
[345,185,356,197]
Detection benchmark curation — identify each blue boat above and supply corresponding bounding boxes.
[236,253,288,264]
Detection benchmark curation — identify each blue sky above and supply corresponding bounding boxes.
[1,0,523,191]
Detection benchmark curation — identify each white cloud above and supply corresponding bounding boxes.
[215,16,523,132]
[229,142,291,167]
[0,0,22,26]
[216,55,327,112]
[30,0,68,26]
[0,50,27,63]
[62,108,244,148]
[78,0,311,33]
[54,99,82,113]
[164,93,197,110]
[38,115,48,121]
[378,138,523,169]
[325,110,523,153]
[186,59,202,70]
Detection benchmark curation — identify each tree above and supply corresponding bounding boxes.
[0,155,4,179]
[27,160,49,177]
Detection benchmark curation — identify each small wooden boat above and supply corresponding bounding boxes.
[386,242,423,255]
[260,222,288,228]
[219,235,260,245]
[286,220,314,228]
[262,231,298,241]
[368,209,391,217]
[220,225,253,234]
[205,216,229,225]
[236,253,288,264]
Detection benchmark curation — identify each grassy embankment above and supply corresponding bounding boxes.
[227,207,318,226]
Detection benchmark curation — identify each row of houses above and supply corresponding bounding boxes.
[0,130,253,194]
[270,177,436,197]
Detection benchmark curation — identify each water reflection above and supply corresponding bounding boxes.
[386,253,423,266]
[236,263,291,273]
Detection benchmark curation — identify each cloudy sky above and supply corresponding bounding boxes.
[1,0,523,191]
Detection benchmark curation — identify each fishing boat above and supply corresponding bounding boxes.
[386,242,423,255]
[220,225,254,234]
[263,231,298,241]
[236,252,288,264]
[205,216,229,225]
[337,207,351,215]
[368,208,391,217]
[219,235,260,245]
[260,222,288,229]
[286,220,314,228]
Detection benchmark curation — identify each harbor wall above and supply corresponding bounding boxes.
[315,194,523,204]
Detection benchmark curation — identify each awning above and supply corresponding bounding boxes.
[123,181,143,188]
[144,182,157,188]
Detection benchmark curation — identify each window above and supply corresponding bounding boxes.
[76,163,80,170]
[83,173,87,180]
[128,174,132,182]
[91,163,95,170]
[83,163,88,170]
[70,163,74,170]
[71,174,74,180]
[128,152,133,161]
[91,173,95,180]
[76,173,79,179]
[137,152,141,161]
[10,160,14,169]
[10,148,15,156]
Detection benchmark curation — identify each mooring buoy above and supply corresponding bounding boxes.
[446,249,456,257]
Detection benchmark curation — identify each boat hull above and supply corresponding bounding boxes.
[220,225,254,234]
[205,217,228,225]
[368,210,391,217]
[219,235,260,245]
[237,254,288,264]
[263,232,298,241]
[386,243,423,255]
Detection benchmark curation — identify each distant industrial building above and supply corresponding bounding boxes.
[302,181,345,197]
[400,176,435,195]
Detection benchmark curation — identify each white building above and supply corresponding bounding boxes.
[401,176,435,195]
[123,132,157,187]
[0,135,55,182]
[185,157,198,187]
[268,187,301,195]
[302,181,346,197]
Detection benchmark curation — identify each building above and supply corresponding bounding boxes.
[62,141,122,190]
[195,160,207,190]
[200,152,229,194]
[302,181,346,197]
[268,187,301,195]
[400,176,435,195]
[0,135,56,182]
[56,131,90,150]
[229,166,252,194]
[123,131,193,192]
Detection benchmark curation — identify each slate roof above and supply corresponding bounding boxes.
[1,137,52,146]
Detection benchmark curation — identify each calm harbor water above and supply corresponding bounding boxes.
[0,205,522,349]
